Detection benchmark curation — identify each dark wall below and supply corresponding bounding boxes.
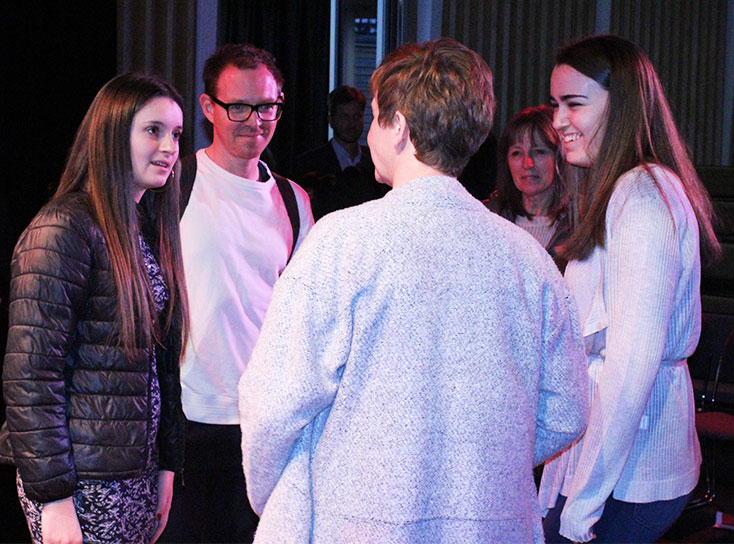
[1,6,116,539]
[2,2,117,234]
[219,0,332,176]
[0,0,117,415]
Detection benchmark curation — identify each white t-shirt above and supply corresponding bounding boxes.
[179,149,314,424]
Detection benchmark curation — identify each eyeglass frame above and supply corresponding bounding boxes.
[208,94,284,122]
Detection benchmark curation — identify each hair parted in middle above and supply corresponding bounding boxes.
[495,105,567,222]
[55,72,189,359]
[369,37,495,177]
[203,43,285,97]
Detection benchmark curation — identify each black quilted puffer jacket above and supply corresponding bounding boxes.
[0,191,184,503]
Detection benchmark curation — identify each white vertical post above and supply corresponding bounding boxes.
[194,0,218,151]
[417,0,442,43]
[377,0,386,66]
[330,0,338,92]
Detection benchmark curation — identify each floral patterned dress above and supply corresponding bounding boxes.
[17,235,168,544]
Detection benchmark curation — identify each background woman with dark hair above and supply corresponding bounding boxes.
[486,104,570,271]
[0,73,189,543]
[539,35,721,544]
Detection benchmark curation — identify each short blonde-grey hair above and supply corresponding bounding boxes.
[369,37,495,177]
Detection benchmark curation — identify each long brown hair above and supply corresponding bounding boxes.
[203,43,285,96]
[55,72,189,358]
[495,105,567,222]
[556,35,720,264]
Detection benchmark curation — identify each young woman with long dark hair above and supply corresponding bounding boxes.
[1,73,189,543]
[539,35,720,544]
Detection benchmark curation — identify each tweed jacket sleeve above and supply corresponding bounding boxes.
[534,276,588,467]
[238,228,350,515]
[2,198,92,503]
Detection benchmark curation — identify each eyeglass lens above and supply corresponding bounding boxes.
[228,103,281,121]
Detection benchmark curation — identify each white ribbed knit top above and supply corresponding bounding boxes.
[538,164,702,543]
[515,214,558,249]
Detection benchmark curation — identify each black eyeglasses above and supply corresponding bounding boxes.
[208,95,284,122]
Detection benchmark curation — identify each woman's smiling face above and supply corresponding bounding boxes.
[550,64,609,168]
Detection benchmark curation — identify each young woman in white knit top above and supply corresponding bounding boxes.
[539,35,721,544]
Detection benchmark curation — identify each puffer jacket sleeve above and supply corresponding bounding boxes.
[2,201,91,503]
[156,319,185,473]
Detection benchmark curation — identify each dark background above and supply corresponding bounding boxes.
[0,3,117,539]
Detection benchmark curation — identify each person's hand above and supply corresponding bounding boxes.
[41,496,82,544]
[150,470,175,543]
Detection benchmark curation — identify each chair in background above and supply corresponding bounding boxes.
[696,166,734,316]
[689,328,734,529]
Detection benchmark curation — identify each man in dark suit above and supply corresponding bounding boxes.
[294,86,388,219]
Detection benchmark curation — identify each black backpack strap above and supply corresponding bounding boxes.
[275,174,300,263]
[178,154,198,218]
[261,164,300,263]
[179,157,299,262]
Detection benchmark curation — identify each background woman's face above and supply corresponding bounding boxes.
[507,131,555,200]
[550,64,609,168]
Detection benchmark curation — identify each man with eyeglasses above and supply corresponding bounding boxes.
[161,43,314,543]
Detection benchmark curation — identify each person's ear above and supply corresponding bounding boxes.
[394,111,410,153]
[200,94,215,123]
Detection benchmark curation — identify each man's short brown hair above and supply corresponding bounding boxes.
[203,43,285,97]
[369,38,495,177]
[328,86,366,116]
